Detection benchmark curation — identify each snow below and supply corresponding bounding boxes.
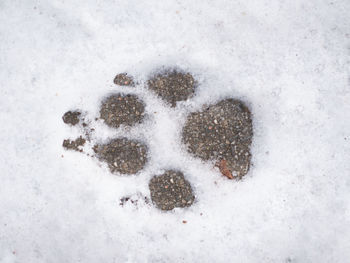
[1,0,350,262]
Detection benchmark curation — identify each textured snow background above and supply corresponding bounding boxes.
[1,0,350,262]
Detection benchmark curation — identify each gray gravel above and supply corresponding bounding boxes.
[147,69,196,107]
[113,73,135,86]
[62,111,81,126]
[94,138,148,175]
[149,170,195,211]
[182,99,253,178]
[62,136,86,152]
[100,94,145,128]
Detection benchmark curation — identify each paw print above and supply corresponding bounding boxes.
[62,68,253,211]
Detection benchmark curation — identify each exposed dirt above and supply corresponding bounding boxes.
[62,68,254,214]
[182,99,253,179]
[100,94,145,128]
[62,136,86,152]
[149,170,195,211]
[114,73,135,86]
[62,111,81,126]
[147,69,196,107]
[94,138,148,175]
[119,193,151,207]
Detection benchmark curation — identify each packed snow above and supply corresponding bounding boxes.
[1,0,350,262]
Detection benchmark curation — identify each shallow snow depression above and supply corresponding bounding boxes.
[1,0,350,262]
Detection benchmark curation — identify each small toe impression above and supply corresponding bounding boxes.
[147,69,196,107]
[100,93,145,128]
[113,73,135,87]
[149,170,195,211]
[62,110,82,126]
[62,136,86,152]
[94,138,148,175]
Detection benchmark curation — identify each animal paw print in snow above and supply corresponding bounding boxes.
[62,69,253,211]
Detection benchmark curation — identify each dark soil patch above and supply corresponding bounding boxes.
[94,138,148,175]
[149,170,195,211]
[62,111,81,126]
[147,69,196,107]
[100,94,145,128]
[62,136,86,152]
[182,99,253,179]
[114,73,135,86]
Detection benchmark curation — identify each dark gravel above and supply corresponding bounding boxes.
[100,94,145,128]
[149,170,195,211]
[182,99,253,178]
[114,73,135,86]
[147,69,196,107]
[94,138,148,175]
[62,136,86,152]
[62,111,81,126]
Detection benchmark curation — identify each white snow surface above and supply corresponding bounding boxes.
[1,0,350,262]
